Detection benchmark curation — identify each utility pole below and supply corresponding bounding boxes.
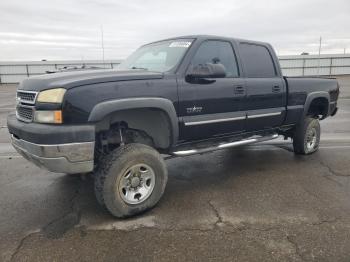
[317,36,322,75]
[81,54,85,68]
[101,25,105,68]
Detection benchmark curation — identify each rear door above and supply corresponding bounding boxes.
[238,43,286,131]
[178,40,246,141]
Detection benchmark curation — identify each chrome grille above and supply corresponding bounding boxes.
[16,90,37,122]
[17,90,38,105]
[16,105,34,122]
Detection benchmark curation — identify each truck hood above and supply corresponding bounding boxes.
[18,69,164,91]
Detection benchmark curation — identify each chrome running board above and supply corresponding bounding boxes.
[171,134,279,156]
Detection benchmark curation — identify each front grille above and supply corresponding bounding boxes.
[17,90,38,105]
[16,90,37,122]
[16,105,34,122]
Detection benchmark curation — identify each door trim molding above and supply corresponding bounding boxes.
[247,112,281,119]
[183,108,284,126]
[184,116,246,126]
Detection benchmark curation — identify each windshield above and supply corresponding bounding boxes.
[117,39,193,72]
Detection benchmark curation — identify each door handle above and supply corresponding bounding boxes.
[234,86,244,94]
[272,86,281,92]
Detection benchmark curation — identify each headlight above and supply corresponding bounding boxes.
[34,110,63,124]
[37,88,66,103]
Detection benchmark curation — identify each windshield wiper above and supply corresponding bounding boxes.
[131,66,148,70]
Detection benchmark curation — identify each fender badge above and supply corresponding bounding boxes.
[186,106,203,114]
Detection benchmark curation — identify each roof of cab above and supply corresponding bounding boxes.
[145,34,270,47]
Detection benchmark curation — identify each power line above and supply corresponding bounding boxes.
[317,36,322,75]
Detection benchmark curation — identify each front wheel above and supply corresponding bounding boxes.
[293,116,320,155]
[94,143,168,218]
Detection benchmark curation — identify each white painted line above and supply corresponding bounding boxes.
[319,145,350,149]
[0,156,21,159]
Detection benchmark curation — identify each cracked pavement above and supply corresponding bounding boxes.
[1,83,350,261]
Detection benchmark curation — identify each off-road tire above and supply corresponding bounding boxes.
[293,116,320,155]
[94,143,168,218]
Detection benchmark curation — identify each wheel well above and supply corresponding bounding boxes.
[95,108,173,151]
[307,97,329,119]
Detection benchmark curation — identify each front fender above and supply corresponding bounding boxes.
[88,97,179,145]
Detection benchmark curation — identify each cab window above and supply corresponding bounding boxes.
[191,40,239,77]
[239,43,277,78]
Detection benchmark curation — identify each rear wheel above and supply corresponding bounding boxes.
[94,143,168,218]
[293,116,320,155]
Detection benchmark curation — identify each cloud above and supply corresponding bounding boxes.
[0,0,349,60]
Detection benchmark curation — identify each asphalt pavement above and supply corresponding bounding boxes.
[0,81,350,262]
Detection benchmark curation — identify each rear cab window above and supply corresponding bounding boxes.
[239,43,277,78]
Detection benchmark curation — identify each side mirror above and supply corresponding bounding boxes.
[187,63,226,79]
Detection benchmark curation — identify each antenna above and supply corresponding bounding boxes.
[101,25,105,68]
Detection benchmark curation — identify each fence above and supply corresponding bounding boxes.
[0,60,121,84]
[1,55,350,84]
[279,54,350,77]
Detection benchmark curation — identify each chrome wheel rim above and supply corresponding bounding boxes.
[306,127,317,151]
[118,164,155,205]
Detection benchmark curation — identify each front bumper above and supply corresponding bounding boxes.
[7,113,95,174]
[330,102,338,116]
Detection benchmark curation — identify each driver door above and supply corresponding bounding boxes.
[178,40,246,141]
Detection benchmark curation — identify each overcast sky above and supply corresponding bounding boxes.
[1,0,349,61]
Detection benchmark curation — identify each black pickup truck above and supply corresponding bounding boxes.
[7,35,339,217]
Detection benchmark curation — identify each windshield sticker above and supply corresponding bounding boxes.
[169,41,192,48]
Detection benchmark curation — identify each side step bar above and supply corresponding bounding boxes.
[171,134,279,156]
